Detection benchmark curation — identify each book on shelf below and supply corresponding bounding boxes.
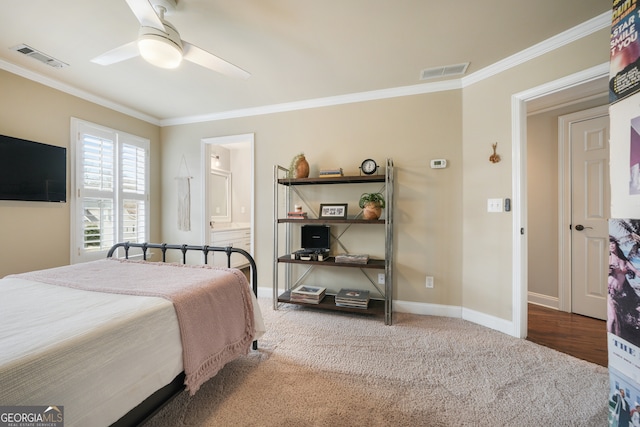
[334,253,369,264]
[290,285,326,304]
[319,168,344,177]
[287,211,308,219]
[335,288,370,308]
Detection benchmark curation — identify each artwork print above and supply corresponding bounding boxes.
[610,0,640,103]
[631,116,640,195]
[608,219,640,348]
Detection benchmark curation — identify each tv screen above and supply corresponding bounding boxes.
[0,134,66,202]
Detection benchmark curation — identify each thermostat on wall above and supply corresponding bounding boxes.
[430,159,447,169]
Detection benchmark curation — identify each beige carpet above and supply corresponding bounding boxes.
[144,298,608,426]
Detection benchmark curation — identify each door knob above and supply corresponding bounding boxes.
[574,224,592,231]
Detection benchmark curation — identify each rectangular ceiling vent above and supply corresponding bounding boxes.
[420,62,469,81]
[10,44,68,68]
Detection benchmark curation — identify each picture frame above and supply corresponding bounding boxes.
[319,203,348,219]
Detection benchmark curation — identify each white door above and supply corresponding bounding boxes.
[570,113,610,320]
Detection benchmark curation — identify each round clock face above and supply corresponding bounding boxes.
[361,159,377,175]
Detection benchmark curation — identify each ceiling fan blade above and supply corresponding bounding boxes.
[125,0,165,30]
[91,41,140,65]
[182,42,250,80]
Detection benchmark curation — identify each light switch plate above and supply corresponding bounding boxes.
[487,198,503,212]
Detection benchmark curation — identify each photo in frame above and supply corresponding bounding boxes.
[319,203,348,219]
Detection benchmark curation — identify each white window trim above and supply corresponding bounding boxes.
[70,118,150,264]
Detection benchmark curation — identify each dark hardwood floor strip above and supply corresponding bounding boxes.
[526,303,607,367]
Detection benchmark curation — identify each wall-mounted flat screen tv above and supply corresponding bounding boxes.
[0,134,66,202]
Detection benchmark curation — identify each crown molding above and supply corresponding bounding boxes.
[161,79,462,126]
[461,10,611,87]
[0,59,160,126]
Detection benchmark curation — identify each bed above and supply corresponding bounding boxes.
[0,242,265,427]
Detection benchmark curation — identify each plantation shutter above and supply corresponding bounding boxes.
[72,119,149,263]
[81,131,115,252]
[120,142,147,244]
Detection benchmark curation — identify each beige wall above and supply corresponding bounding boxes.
[527,111,561,299]
[462,28,610,320]
[161,92,464,305]
[0,70,161,277]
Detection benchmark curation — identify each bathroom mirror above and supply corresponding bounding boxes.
[209,169,231,223]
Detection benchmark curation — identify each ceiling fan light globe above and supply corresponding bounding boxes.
[138,35,182,69]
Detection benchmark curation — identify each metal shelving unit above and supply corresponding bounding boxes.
[272,158,394,324]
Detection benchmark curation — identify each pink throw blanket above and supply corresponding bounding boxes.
[10,258,255,394]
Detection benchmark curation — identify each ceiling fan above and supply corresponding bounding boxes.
[91,0,250,79]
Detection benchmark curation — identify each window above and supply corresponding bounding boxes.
[71,119,149,263]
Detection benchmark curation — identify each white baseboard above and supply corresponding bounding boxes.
[461,307,515,336]
[259,288,517,337]
[392,300,514,336]
[393,299,462,318]
[257,286,272,299]
[527,292,559,309]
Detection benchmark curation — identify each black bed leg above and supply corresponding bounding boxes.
[253,340,257,350]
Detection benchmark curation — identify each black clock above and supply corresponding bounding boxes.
[360,159,378,175]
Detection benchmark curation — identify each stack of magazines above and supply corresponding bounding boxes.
[335,288,370,309]
[290,285,326,304]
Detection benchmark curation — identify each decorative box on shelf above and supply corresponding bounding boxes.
[334,253,369,264]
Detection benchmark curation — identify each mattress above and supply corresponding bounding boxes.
[0,275,264,427]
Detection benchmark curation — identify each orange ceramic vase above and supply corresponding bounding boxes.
[294,155,309,178]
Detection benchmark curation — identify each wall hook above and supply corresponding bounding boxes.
[489,142,501,163]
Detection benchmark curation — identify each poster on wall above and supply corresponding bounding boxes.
[609,219,640,379]
[609,365,640,426]
[610,0,640,103]
[630,116,640,194]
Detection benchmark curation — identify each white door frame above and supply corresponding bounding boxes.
[558,105,610,314]
[510,63,609,338]
[201,133,255,251]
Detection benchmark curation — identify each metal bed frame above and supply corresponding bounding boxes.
[106,242,259,427]
[106,242,257,298]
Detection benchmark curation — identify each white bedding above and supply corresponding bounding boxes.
[0,276,265,427]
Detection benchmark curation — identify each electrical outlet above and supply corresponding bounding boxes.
[378,273,385,285]
[426,276,434,288]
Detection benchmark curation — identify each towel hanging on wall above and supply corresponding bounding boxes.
[176,155,193,231]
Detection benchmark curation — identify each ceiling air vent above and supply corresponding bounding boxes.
[420,62,469,81]
[10,44,68,68]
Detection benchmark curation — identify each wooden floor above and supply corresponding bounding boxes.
[526,303,608,367]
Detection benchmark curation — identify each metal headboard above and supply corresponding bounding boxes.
[106,242,258,298]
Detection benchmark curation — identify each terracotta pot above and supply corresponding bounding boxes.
[294,155,309,178]
[362,202,382,220]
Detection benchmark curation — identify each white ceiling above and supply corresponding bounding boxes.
[0,0,612,124]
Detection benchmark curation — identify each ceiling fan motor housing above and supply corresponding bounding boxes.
[138,20,183,68]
